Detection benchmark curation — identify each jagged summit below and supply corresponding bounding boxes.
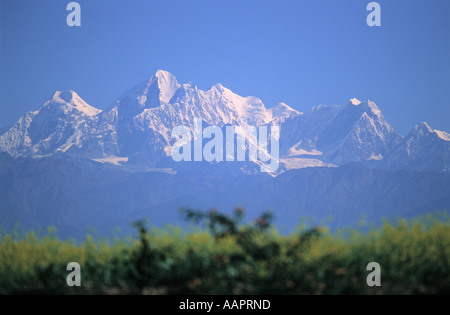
[211,83,225,91]
[269,103,301,123]
[150,70,181,104]
[0,71,448,173]
[411,122,450,141]
[344,99,383,119]
[413,121,433,133]
[350,98,361,105]
[47,90,101,116]
[435,130,450,141]
[53,90,74,102]
[109,70,181,118]
[379,121,450,172]
[154,69,174,79]
[364,100,383,118]
[0,91,101,157]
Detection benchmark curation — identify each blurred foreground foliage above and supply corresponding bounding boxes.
[0,209,449,294]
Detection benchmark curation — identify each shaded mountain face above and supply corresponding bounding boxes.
[0,91,101,158]
[1,153,449,238]
[279,100,402,166]
[379,122,450,173]
[0,70,449,173]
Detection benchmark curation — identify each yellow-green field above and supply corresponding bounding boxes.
[0,210,449,295]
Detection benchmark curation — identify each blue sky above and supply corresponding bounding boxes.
[1,0,449,134]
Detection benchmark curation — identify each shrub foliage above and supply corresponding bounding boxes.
[0,209,449,294]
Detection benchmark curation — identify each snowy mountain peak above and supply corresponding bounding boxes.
[412,122,450,141]
[350,99,383,119]
[413,122,433,133]
[347,99,382,117]
[435,130,450,141]
[380,121,450,172]
[365,100,382,118]
[148,70,181,104]
[182,82,197,90]
[107,70,181,118]
[154,69,173,79]
[52,90,75,103]
[350,98,361,105]
[269,103,301,122]
[0,91,101,157]
[209,83,233,95]
[1,71,448,174]
[48,90,101,116]
[271,102,298,112]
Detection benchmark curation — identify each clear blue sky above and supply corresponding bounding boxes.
[1,0,449,134]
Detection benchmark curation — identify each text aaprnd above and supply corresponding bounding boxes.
[223,300,270,310]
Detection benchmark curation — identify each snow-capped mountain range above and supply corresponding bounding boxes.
[1,70,449,174]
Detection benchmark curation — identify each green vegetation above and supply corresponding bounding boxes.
[0,209,449,294]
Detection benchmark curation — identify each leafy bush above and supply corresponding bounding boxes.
[0,210,448,294]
